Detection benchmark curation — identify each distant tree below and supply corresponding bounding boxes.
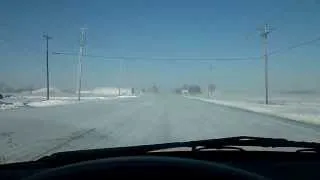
[182,84,189,89]
[151,85,159,93]
[0,82,14,92]
[0,94,3,99]
[62,89,75,94]
[174,88,182,94]
[188,85,201,94]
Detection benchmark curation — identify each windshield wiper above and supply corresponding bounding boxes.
[38,136,320,164]
[184,136,320,152]
[136,136,320,152]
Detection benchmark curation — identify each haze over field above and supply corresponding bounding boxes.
[0,0,320,94]
[1,1,320,166]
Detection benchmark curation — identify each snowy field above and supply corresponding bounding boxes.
[0,87,136,110]
[0,94,319,164]
[186,91,320,125]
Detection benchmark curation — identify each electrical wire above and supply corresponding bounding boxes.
[52,52,261,61]
[268,36,320,56]
[53,35,320,62]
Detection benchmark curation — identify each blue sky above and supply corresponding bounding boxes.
[1,0,320,93]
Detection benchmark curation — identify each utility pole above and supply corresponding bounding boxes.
[77,28,87,101]
[118,59,123,96]
[208,64,212,97]
[43,34,52,100]
[260,24,272,105]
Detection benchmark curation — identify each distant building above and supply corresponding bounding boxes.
[181,89,189,95]
[188,85,201,94]
[175,84,201,95]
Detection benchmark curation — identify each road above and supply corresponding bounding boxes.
[1,94,319,163]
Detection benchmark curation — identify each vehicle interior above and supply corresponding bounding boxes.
[1,136,319,179]
[1,1,320,180]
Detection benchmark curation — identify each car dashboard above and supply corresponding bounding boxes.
[0,150,319,179]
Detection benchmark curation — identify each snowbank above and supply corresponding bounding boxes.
[0,86,138,111]
[26,95,137,108]
[117,95,138,98]
[0,95,138,110]
[31,88,61,94]
[81,87,132,96]
[186,96,320,126]
[27,100,76,107]
[0,102,24,110]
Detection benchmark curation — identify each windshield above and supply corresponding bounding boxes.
[1,0,320,164]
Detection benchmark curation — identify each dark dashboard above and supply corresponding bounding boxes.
[1,150,319,179]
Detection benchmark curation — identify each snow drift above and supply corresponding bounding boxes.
[186,94,320,126]
[81,87,132,96]
[27,100,76,107]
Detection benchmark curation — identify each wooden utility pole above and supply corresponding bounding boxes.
[260,24,272,104]
[43,34,52,100]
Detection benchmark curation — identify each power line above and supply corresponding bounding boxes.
[52,52,260,61]
[268,36,320,56]
[52,35,320,62]
[86,56,260,61]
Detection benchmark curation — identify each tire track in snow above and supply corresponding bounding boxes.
[30,128,96,160]
[43,97,154,152]
[0,97,141,163]
[2,128,96,163]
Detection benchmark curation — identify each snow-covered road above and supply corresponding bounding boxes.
[1,94,319,163]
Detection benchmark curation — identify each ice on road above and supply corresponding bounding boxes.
[0,94,319,163]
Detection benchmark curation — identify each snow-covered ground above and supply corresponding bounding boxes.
[0,87,137,110]
[0,101,25,110]
[1,96,137,110]
[81,87,132,96]
[26,96,138,108]
[1,94,319,164]
[1,96,32,110]
[27,100,76,107]
[186,91,320,125]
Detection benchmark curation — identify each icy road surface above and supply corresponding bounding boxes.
[0,94,319,163]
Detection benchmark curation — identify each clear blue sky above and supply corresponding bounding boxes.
[1,0,320,93]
